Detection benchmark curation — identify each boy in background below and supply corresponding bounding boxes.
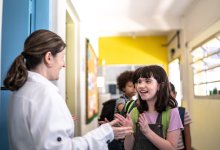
[115,70,137,114]
[170,82,192,150]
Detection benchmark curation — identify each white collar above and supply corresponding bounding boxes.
[27,71,59,92]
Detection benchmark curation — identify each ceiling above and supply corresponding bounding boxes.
[72,0,195,37]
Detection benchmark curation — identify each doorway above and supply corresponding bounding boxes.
[65,11,78,134]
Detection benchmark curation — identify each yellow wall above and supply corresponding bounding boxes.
[99,36,168,71]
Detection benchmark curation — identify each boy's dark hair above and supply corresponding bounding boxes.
[133,65,177,113]
[117,71,134,92]
[170,82,176,93]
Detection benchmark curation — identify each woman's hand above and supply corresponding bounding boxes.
[114,113,133,128]
[109,119,133,139]
[138,113,151,136]
[98,118,109,125]
[72,114,78,121]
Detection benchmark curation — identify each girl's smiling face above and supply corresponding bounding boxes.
[136,76,159,101]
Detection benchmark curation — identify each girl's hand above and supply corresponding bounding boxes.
[138,113,151,136]
[114,113,133,128]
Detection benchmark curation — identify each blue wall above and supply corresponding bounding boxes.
[1,0,49,149]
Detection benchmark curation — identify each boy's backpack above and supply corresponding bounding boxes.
[178,107,186,147]
[98,99,116,122]
[121,100,136,117]
[131,107,171,138]
[178,107,185,125]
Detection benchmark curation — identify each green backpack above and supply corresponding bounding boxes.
[131,107,171,138]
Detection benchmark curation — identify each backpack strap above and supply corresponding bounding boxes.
[178,107,185,125]
[131,107,139,132]
[121,100,134,117]
[162,107,171,138]
[124,100,131,113]
[126,100,136,113]
[178,107,186,147]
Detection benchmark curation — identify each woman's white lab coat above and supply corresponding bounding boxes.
[8,71,114,150]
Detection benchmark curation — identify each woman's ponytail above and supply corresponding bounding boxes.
[4,29,66,91]
[3,54,28,91]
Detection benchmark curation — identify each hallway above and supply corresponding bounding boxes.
[1,0,220,149]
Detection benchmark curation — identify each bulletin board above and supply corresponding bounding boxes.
[85,39,99,124]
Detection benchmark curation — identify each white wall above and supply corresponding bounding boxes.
[69,0,101,135]
[168,0,220,149]
[184,0,220,42]
[184,0,220,149]
[51,0,100,136]
[78,27,100,134]
[184,20,220,150]
[49,0,66,99]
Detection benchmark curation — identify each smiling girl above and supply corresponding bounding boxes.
[115,65,183,150]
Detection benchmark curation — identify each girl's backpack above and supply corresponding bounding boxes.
[131,107,171,138]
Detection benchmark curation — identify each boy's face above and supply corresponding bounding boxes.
[170,90,177,99]
[123,81,137,99]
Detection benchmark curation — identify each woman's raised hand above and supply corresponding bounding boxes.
[114,113,133,128]
[109,118,133,139]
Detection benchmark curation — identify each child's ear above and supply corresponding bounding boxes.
[157,82,165,91]
[157,84,160,91]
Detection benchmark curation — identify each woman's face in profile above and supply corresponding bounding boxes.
[49,50,66,80]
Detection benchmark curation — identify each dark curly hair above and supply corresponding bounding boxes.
[170,82,176,93]
[133,65,177,113]
[117,70,134,92]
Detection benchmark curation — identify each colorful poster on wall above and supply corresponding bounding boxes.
[86,39,99,124]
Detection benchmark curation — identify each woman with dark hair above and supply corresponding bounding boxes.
[4,29,132,150]
[115,65,183,150]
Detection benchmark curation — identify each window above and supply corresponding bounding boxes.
[191,33,220,97]
[168,58,182,106]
